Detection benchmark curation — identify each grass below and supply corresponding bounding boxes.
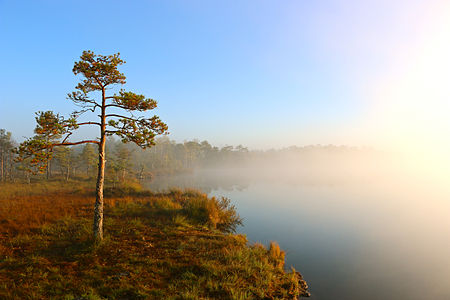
[0,181,309,299]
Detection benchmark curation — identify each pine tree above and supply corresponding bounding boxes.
[16,51,168,240]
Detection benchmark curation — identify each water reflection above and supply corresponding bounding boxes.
[143,168,450,300]
[144,169,251,193]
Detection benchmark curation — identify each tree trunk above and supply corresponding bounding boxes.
[46,156,50,180]
[138,165,144,181]
[1,149,4,182]
[8,151,12,182]
[46,141,50,180]
[93,87,107,240]
[66,164,70,182]
[93,137,106,240]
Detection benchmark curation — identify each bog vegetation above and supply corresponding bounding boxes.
[0,181,309,299]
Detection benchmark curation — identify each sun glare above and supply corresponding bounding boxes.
[369,2,450,181]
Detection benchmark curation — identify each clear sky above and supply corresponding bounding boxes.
[1,0,449,153]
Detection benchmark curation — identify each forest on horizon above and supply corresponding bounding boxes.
[0,128,380,184]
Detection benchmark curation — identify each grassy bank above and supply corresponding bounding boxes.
[0,182,309,299]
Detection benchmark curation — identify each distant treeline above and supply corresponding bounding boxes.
[0,128,377,183]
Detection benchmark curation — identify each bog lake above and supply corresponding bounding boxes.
[145,168,450,300]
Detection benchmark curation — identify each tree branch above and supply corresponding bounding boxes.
[81,99,101,107]
[61,132,73,144]
[105,114,136,121]
[69,92,101,108]
[94,77,104,89]
[53,140,100,147]
[77,122,102,126]
[105,103,129,110]
[61,121,101,128]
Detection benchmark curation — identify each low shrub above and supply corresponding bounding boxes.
[268,241,286,270]
[181,192,242,233]
[103,180,146,197]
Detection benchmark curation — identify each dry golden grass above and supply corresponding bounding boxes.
[0,181,90,234]
[0,181,310,299]
[0,180,138,235]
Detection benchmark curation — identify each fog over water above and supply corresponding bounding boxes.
[145,153,450,299]
[2,1,450,298]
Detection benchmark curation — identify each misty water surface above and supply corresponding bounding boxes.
[145,166,450,300]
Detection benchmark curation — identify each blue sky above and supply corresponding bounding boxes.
[1,0,448,149]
